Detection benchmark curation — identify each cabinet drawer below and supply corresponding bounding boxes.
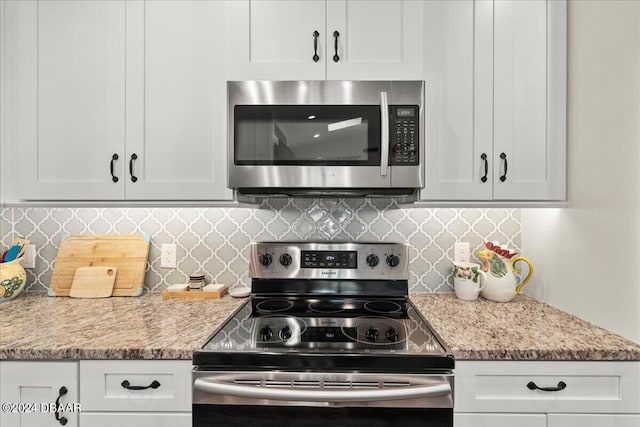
[547,414,640,427]
[80,360,192,412]
[455,361,640,414]
[454,413,547,427]
[80,412,191,427]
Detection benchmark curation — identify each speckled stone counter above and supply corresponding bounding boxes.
[0,294,245,360]
[411,293,640,361]
[2,293,639,361]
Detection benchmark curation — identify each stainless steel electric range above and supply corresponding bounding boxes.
[193,242,454,427]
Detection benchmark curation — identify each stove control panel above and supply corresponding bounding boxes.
[301,250,357,269]
[250,242,409,281]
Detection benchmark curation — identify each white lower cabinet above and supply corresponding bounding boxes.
[80,412,191,427]
[79,360,192,424]
[0,361,80,427]
[454,361,640,426]
[455,413,547,427]
[547,414,640,427]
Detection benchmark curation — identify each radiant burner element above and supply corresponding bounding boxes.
[255,299,294,313]
[308,300,345,314]
[364,300,402,314]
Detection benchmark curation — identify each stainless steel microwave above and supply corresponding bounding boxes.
[228,81,424,198]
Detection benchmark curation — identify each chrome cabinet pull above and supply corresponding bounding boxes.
[54,386,68,425]
[129,153,138,183]
[110,154,119,183]
[379,91,389,177]
[121,379,161,391]
[312,31,320,62]
[499,152,508,182]
[527,381,566,392]
[332,31,340,62]
[480,153,488,183]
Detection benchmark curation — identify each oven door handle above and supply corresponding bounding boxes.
[194,378,451,402]
[380,91,389,177]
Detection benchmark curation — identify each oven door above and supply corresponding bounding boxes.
[192,370,453,427]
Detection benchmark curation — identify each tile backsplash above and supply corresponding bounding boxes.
[0,200,520,293]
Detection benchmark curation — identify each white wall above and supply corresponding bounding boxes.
[522,0,640,343]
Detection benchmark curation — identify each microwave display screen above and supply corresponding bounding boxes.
[396,108,415,117]
[234,105,381,166]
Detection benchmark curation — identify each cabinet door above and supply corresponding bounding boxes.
[124,0,232,200]
[17,0,126,200]
[492,0,566,200]
[326,0,423,80]
[420,0,493,200]
[454,413,547,427]
[0,361,79,427]
[229,0,325,80]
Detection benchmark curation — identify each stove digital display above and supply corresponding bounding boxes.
[301,250,357,269]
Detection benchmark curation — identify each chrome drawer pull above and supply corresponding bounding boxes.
[527,381,566,392]
[121,379,161,391]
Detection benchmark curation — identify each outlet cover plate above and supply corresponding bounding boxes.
[454,242,470,263]
[161,244,177,268]
[22,245,36,269]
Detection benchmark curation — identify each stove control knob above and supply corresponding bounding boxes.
[259,326,273,341]
[386,328,400,342]
[366,254,379,267]
[386,254,400,268]
[279,325,292,341]
[365,328,379,343]
[279,253,292,267]
[258,253,273,266]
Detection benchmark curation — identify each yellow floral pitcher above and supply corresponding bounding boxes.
[477,242,534,302]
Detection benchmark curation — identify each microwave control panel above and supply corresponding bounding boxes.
[390,106,419,165]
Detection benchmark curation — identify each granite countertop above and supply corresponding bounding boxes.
[411,293,640,361]
[1,293,639,361]
[0,294,245,360]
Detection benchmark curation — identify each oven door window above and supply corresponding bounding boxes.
[234,105,381,166]
[194,404,451,427]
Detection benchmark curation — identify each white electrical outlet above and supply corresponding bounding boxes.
[454,242,470,263]
[161,244,177,268]
[22,245,36,269]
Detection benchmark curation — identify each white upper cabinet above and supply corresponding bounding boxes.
[421,0,566,202]
[17,0,126,200]
[124,0,232,200]
[492,0,566,200]
[325,0,423,80]
[421,0,493,200]
[229,0,326,80]
[229,0,423,81]
[14,0,232,201]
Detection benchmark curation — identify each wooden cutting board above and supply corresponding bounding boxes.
[69,266,117,298]
[51,235,150,297]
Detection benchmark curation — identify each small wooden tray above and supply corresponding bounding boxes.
[162,286,228,300]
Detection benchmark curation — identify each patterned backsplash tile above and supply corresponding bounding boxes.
[0,200,520,293]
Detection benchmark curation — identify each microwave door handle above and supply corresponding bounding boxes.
[380,91,389,177]
[194,378,450,402]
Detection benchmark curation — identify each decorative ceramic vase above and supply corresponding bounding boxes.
[477,242,534,303]
[0,257,27,302]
